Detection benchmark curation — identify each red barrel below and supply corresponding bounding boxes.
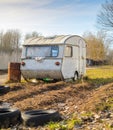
[8,62,21,82]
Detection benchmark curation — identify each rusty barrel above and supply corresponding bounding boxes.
[8,62,21,82]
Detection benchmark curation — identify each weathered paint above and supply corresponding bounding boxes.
[21,58,63,79]
[23,35,71,45]
[21,35,86,80]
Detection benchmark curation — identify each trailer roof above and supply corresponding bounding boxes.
[23,35,81,45]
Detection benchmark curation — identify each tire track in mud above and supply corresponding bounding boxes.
[0,81,95,114]
[0,81,67,103]
[13,87,74,110]
[13,83,93,111]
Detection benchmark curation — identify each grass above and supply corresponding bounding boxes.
[85,66,113,113]
[46,118,82,130]
[85,66,113,112]
[86,66,113,79]
[3,65,113,129]
[95,97,113,112]
[80,111,94,118]
[47,121,67,130]
[85,66,113,85]
[45,66,113,129]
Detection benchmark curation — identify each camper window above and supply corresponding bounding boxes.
[65,46,72,57]
[25,45,59,58]
[51,46,59,57]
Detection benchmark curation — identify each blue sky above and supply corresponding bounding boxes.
[0,0,105,36]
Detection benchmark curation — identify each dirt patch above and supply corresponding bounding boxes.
[1,80,113,129]
[0,81,99,115]
[1,80,113,115]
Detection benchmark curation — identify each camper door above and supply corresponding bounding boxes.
[62,45,75,79]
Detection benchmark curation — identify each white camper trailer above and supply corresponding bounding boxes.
[21,35,86,81]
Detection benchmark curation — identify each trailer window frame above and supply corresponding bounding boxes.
[25,45,59,58]
[51,45,59,57]
[64,46,73,57]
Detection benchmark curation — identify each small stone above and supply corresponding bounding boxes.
[58,103,65,108]
[94,114,100,120]
[74,106,78,109]
[65,106,69,110]
[109,122,113,128]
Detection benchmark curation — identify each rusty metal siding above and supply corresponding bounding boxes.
[21,59,62,79]
[22,70,63,79]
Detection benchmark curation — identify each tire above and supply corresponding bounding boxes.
[0,108,21,128]
[22,109,61,127]
[73,72,78,81]
[0,86,10,95]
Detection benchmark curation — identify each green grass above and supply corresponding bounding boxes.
[80,111,94,118]
[85,66,113,112]
[85,66,113,85]
[47,121,67,130]
[46,117,82,130]
[95,97,113,112]
[86,66,113,79]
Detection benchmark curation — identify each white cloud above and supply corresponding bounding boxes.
[0,0,99,23]
[0,0,103,36]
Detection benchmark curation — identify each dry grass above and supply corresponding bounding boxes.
[1,66,113,129]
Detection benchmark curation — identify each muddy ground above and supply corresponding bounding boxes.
[0,71,111,115]
[1,71,113,129]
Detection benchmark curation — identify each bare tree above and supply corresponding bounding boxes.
[11,30,21,49]
[2,31,12,52]
[25,31,41,40]
[83,31,106,61]
[0,30,21,52]
[0,29,21,62]
[11,30,21,62]
[106,49,113,64]
[97,0,113,31]
[0,31,4,49]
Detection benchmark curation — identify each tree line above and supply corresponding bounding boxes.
[0,30,20,52]
[0,30,40,52]
[0,29,112,65]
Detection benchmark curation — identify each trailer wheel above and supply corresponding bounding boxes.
[22,109,61,127]
[73,72,78,81]
[0,108,21,128]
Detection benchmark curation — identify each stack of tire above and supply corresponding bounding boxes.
[0,108,61,128]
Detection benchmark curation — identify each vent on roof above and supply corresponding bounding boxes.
[45,36,57,39]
